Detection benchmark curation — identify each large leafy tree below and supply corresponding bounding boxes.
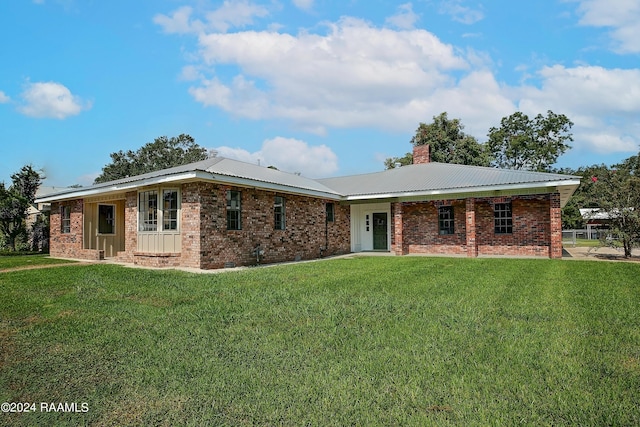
[0,165,42,251]
[94,134,208,183]
[487,111,573,172]
[385,112,490,169]
[588,154,640,257]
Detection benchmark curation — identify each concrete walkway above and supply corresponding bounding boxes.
[563,245,640,262]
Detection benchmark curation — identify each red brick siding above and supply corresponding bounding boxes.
[392,194,560,258]
[49,199,103,260]
[475,196,553,257]
[400,200,468,255]
[193,184,350,269]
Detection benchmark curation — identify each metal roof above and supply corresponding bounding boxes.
[318,162,581,206]
[36,157,342,202]
[36,157,581,206]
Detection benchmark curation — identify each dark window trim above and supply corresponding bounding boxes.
[226,190,242,230]
[494,202,513,234]
[274,196,285,230]
[438,205,454,235]
[326,202,335,222]
[98,204,116,235]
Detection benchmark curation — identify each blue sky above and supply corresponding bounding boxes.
[1,0,639,187]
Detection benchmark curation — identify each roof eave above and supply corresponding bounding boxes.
[35,170,342,203]
[343,179,581,206]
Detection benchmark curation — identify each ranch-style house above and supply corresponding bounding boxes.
[36,145,581,269]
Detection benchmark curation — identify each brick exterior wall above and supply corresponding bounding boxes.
[396,200,468,255]
[50,199,103,260]
[190,183,350,269]
[115,183,350,269]
[390,194,562,259]
[47,184,564,266]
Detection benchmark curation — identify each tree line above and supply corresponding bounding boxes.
[384,111,574,172]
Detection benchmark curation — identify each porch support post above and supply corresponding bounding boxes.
[393,202,407,255]
[466,198,478,257]
[549,193,562,259]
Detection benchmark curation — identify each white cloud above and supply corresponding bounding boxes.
[386,3,419,30]
[18,81,91,119]
[154,1,269,34]
[188,16,470,133]
[517,65,640,153]
[292,0,314,11]
[573,0,640,53]
[439,1,484,25]
[157,6,639,161]
[214,137,338,177]
[0,91,10,103]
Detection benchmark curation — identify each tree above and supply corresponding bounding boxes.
[94,134,208,183]
[487,110,573,172]
[385,112,490,169]
[0,165,42,251]
[589,154,640,257]
[412,112,490,166]
[384,152,413,169]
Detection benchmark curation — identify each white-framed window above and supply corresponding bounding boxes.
[98,204,115,234]
[274,196,285,230]
[139,190,158,232]
[162,189,178,231]
[138,188,180,232]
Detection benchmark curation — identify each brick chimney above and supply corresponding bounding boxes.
[413,144,431,164]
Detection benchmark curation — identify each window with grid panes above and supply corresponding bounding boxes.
[226,190,242,230]
[494,202,513,234]
[274,196,285,230]
[438,206,454,235]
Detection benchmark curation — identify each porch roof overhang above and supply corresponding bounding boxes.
[342,179,581,208]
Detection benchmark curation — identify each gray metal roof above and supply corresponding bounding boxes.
[36,157,581,206]
[319,162,581,200]
[36,157,342,202]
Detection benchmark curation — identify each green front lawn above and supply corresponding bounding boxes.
[1,257,639,426]
[0,254,75,270]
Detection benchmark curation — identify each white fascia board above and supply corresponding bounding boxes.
[36,170,342,203]
[35,172,202,203]
[343,179,582,202]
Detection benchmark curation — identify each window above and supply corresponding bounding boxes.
[226,190,241,230]
[326,203,335,222]
[98,204,115,234]
[494,202,513,234]
[163,190,178,231]
[139,190,158,231]
[274,196,285,230]
[60,205,71,234]
[438,206,454,235]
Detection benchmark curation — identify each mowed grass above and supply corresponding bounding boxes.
[1,257,639,426]
[0,254,76,270]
